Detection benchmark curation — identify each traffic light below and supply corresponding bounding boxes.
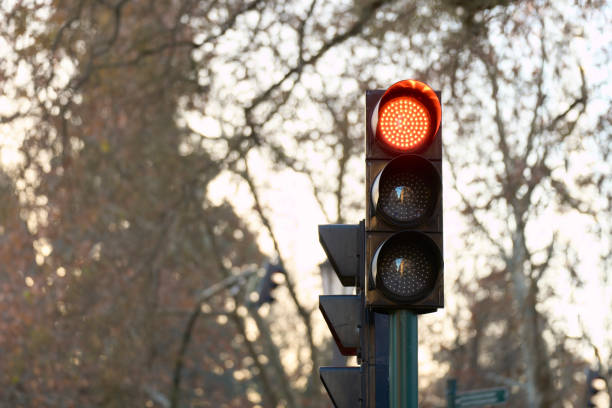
[318,79,444,407]
[318,223,366,408]
[254,263,284,308]
[586,368,607,408]
[365,79,444,313]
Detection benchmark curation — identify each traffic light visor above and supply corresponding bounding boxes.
[373,80,441,153]
[371,231,441,302]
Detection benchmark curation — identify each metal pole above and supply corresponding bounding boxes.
[389,310,418,408]
[446,378,457,408]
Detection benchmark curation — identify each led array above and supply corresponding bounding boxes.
[379,97,431,151]
[379,172,432,224]
[378,240,434,298]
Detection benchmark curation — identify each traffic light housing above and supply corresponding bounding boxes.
[318,80,444,407]
[586,368,607,408]
[365,80,444,313]
[254,263,284,308]
[318,223,366,408]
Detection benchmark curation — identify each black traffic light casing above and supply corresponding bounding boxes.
[254,263,284,308]
[586,368,606,408]
[365,82,444,313]
[318,222,367,407]
[319,295,361,356]
[320,366,362,408]
[319,224,364,288]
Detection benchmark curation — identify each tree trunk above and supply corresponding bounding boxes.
[509,224,555,407]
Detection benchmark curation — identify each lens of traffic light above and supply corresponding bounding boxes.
[371,231,441,302]
[379,96,431,151]
[372,79,441,153]
[371,155,440,226]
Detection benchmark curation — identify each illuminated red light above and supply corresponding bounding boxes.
[379,97,431,151]
[373,79,441,153]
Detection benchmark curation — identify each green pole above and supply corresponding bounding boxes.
[446,378,457,408]
[389,310,418,408]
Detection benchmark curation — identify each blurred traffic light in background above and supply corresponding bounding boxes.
[254,263,285,307]
[365,80,444,313]
[586,368,609,408]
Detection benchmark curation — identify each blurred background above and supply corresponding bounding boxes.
[0,0,610,407]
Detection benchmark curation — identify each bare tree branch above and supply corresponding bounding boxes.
[239,157,320,393]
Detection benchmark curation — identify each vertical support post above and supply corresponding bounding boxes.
[389,310,418,408]
[446,378,457,408]
[374,313,389,408]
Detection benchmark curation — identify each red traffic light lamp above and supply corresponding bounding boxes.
[371,80,441,154]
